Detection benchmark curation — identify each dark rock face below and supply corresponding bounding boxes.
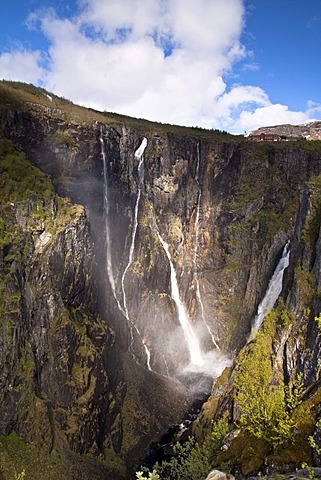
[2,87,321,478]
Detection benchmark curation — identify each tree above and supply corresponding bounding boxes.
[234,310,294,447]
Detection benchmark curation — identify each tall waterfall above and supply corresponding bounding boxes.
[121,137,152,371]
[193,141,219,349]
[249,242,290,340]
[121,138,147,317]
[157,233,203,366]
[100,127,123,311]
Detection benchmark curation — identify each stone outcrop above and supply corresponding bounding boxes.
[249,120,321,140]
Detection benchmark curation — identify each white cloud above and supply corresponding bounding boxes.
[17,4,256,130]
[232,104,312,133]
[307,100,321,116]
[78,0,164,41]
[35,0,247,127]
[0,49,45,84]
[0,0,319,133]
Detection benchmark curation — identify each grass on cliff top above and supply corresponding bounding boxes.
[247,138,321,153]
[0,80,239,141]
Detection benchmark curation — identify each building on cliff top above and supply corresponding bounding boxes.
[248,133,281,142]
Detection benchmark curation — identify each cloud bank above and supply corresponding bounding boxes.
[0,0,318,133]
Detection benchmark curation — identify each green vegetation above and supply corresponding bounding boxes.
[47,129,73,146]
[234,305,301,447]
[15,470,26,480]
[308,418,321,456]
[303,174,321,248]
[235,314,293,446]
[138,436,212,480]
[0,136,53,204]
[315,314,321,330]
[137,417,231,480]
[0,131,84,249]
[136,470,160,480]
[0,430,67,480]
[294,268,315,312]
[246,138,321,153]
[296,140,321,153]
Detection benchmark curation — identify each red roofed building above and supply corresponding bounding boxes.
[248,133,281,142]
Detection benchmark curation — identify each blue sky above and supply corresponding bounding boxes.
[239,0,321,111]
[0,0,320,133]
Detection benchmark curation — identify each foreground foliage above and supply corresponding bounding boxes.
[136,417,231,480]
[234,304,300,447]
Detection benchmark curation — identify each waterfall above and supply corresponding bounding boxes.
[194,141,219,349]
[157,232,204,366]
[121,137,147,317]
[100,127,123,312]
[144,342,151,371]
[121,137,152,370]
[249,241,290,340]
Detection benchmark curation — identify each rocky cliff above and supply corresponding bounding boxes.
[1,81,321,479]
[193,172,321,476]
[249,120,321,140]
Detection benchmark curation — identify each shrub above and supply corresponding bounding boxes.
[234,309,295,447]
[136,435,214,480]
[136,470,160,480]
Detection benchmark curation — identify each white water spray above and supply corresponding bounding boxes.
[157,232,203,366]
[249,242,290,341]
[121,138,152,370]
[193,142,219,349]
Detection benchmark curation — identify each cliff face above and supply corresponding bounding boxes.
[193,179,321,476]
[1,82,321,479]
[0,132,124,478]
[0,93,192,480]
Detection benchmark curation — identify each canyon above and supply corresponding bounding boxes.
[0,81,321,479]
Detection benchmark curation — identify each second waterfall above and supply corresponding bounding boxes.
[157,232,204,367]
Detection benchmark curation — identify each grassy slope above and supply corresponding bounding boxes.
[0,80,240,141]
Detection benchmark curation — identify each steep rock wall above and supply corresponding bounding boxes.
[4,105,321,368]
[193,179,321,475]
[0,126,191,480]
[2,85,321,478]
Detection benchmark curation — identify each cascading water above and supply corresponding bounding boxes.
[100,127,123,312]
[100,129,151,370]
[157,232,204,366]
[193,141,219,350]
[101,130,230,377]
[249,241,290,341]
[121,137,152,371]
[121,138,147,317]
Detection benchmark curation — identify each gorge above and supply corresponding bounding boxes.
[1,81,321,479]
